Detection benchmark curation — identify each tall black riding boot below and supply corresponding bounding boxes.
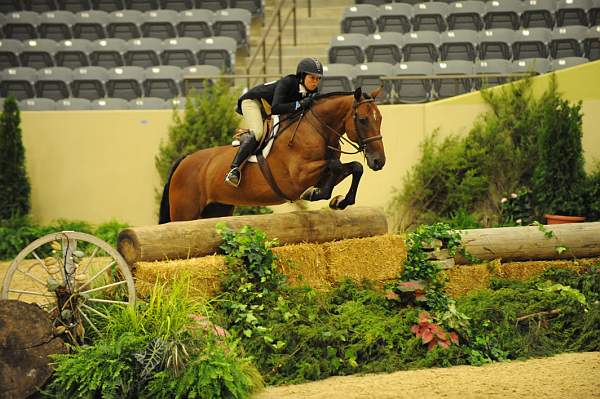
[225,133,259,187]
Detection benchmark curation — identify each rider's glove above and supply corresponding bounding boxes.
[299,95,314,110]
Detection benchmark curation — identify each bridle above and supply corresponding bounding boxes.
[306,97,383,155]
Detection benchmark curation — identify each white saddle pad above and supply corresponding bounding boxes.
[248,114,279,163]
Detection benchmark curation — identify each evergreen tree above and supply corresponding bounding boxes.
[0,97,31,220]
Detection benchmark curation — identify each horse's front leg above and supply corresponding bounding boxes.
[301,159,363,210]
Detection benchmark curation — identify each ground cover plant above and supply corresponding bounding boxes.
[214,224,600,385]
[44,278,263,398]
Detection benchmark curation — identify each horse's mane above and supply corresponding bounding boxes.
[314,91,373,101]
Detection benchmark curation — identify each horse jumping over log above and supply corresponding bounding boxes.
[158,87,386,223]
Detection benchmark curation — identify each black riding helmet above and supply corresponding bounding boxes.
[296,57,324,80]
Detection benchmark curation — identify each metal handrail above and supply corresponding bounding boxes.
[245,0,301,88]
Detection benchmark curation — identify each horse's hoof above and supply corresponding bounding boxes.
[329,195,345,210]
[301,187,318,201]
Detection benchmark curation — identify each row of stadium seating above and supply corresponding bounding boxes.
[0,64,220,101]
[1,96,188,110]
[0,37,237,72]
[319,58,589,103]
[0,9,250,50]
[344,1,600,34]
[1,57,588,108]
[0,0,262,14]
[329,27,600,64]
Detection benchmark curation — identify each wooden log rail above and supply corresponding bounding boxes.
[117,207,388,264]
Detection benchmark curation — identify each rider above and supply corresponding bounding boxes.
[224,57,324,187]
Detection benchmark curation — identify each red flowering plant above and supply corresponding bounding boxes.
[411,311,460,351]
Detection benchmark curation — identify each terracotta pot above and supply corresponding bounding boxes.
[544,214,586,224]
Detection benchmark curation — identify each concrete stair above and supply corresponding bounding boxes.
[234,0,353,82]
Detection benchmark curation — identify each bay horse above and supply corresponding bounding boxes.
[158,86,386,223]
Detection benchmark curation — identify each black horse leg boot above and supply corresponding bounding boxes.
[225,133,259,187]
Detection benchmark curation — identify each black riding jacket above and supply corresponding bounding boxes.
[236,74,317,116]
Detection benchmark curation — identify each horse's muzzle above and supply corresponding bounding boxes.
[366,154,386,171]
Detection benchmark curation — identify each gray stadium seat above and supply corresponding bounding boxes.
[551,56,589,69]
[124,37,162,67]
[107,10,142,40]
[196,36,237,73]
[484,0,522,30]
[141,10,178,40]
[39,11,75,40]
[106,65,143,99]
[365,32,403,63]
[474,58,511,89]
[556,0,591,26]
[433,60,473,99]
[91,0,124,13]
[0,39,23,70]
[177,9,214,39]
[353,62,395,104]
[478,28,514,60]
[0,67,37,100]
[320,63,355,93]
[328,33,367,65]
[341,4,379,35]
[58,0,92,13]
[124,0,158,12]
[129,96,168,109]
[512,28,551,59]
[213,8,251,53]
[20,38,58,68]
[168,96,185,108]
[143,65,182,99]
[19,97,57,110]
[35,66,72,99]
[393,61,433,104]
[0,0,24,13]
[90,38,126,67]
[377,3,412,33]
[356,0,389,4]
[447,1,485,31]
[73,10,109,40]
[161,37,200,67]
[521,0,556,28]
[412,2,449,32]
[159,0,192,12]
[511,57,551,74]
[584,25,600,60]
[70,65,107,99]
[180,64,220,95]
[402,31,440,62]
[24,0,57,12]
[55,97,92,109]
[193,0,227,12]
[3,11,41,40]
[230,0,263,18]
[91,97,129,109]
[56,38,92,67]
[439,29,478,61]
[550,25,587,58]
[590,0,600,25]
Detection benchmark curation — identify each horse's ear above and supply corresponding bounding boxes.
[354,87,362,102]
[370,84,383,99]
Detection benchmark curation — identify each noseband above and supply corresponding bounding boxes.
[308,98,383,155]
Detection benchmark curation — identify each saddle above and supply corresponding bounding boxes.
[232,114,280,163]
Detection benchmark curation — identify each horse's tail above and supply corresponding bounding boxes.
[158,155,187,224]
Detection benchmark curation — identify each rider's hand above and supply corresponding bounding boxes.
[299,95,313,110]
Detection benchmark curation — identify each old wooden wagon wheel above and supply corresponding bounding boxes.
[1,231,135,343]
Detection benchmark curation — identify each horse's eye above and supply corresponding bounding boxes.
[358,117,369,126]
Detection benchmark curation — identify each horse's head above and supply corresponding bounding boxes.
[343,87,386,171]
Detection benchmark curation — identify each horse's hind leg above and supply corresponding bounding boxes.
[201,202,235,218]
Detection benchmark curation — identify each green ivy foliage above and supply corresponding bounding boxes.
[0,97,31,220]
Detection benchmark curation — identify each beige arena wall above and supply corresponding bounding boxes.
[20,60,600,226]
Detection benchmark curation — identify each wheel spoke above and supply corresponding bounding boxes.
[80,303,110,319]
[79,280,128,295]
[8,289,55,297]
[15,267,48,287]
[85,297,130,305]
[31,251,50,274]
[81,247,99,275]
[78,306,101,334]
[77,261,116,291]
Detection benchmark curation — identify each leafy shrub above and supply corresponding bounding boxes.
[0,97,31,220]
[585,161,600,221]
[45,277,263,398]
[95,219,130,247]
[500,188,534,226]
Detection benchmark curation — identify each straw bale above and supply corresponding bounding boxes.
[325,234,406,284]
[445,260,500,298]
[134,255,227,298]
[273,244,331,289]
